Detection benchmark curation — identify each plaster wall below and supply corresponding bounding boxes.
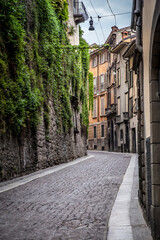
[142,0,156,138]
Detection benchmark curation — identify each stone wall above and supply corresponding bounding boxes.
[0,101,87,182]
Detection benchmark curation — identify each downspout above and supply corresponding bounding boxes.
[135,0,143,53]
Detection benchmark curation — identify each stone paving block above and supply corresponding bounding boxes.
[0,152,131,240]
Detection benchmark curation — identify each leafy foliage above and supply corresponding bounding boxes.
[88,72,94,111]
[0,0,91,136]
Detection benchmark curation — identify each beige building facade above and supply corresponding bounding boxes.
[131,0,160,239]
[67,0,88,45]
[112,32,138,153]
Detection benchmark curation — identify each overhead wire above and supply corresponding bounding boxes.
[85,4,101,44]
[92,12,131,19]
[88,0,106,42]
[106,0,117,25]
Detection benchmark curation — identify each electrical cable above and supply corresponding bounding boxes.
[94,28,101,45]
[92,12,131,19]
[89,0,99,16]
[106,0,117,25]
[88,0,106,42]
[99,20,106,42]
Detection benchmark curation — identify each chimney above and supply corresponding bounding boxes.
[111,25,118,32]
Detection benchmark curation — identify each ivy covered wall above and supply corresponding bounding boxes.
[0,0,93,181]
[0,0,92,135]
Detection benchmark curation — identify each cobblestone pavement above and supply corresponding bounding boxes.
[0,151,131,240]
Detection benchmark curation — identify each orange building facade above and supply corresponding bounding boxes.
[87,27,118,151]
[88,26,132,151]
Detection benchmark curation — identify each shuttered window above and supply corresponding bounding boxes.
[94,77,97,94]
[107,90,111,108]
[92,57,97,67]
[107,52,111,62]
[100,97,105,116]
[114,87,116,104]
[93,98,97,117]
[100,54,104,64]
[100,74,104,91]
[117,97,121,115]
[130,69,133,88]
[117,68,120,87]
[125,92,128,112]
[129,98,133,118]
[107,69,111,86]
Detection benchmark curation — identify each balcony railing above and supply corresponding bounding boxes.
[73,2,89,24]
[123,112,129,121]
[105,104,116,117]
[116,115,121,124]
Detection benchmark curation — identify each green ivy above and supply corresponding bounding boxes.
[0,0,91,136]
[88,72,94,111]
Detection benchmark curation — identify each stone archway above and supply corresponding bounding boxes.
[150,13,160,240]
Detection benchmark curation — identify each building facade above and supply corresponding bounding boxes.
[87,45,110,150]
[68,0,88,45]
[112,33,138,153]
[131,0,160,239]
[88,26,136,152]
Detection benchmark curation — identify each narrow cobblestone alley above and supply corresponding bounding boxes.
[0,151,131,240]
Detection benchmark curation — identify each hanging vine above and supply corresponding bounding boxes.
[0,0,91,136]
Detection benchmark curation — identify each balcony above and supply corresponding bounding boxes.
[105,104,116,117]
[116,115,121,124]
[73,2,89,24]
[123,112,129,121]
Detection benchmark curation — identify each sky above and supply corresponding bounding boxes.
[80,0,133,45]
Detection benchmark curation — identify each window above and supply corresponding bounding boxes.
[100,54,104,64]
[107,69,111,86]
[107,52,111,62]
[114,87,116,104]
[129,69,133,88]
[100,97,105,115]
[92,57,97,67]
[129,98,133,118]
[101,125,104,137]
[117,68,120,87]
[117,97,121,115]
[107,90,111,108]
[120,129,123,140]
[93,98,97,117]
[100,74,104,91]
[94,77,97,94]
[125,62,129,82]
[94,126,97,138]
[125,92,128,112]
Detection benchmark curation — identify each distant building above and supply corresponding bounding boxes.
[88,26,133,152]
[67,0,88,45]
[111,33,138,153]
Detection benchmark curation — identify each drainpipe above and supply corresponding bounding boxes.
[134,0,143,53]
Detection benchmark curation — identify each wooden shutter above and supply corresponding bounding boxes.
[101,97,105,115]
[104,73,107,90]
[93,98,97,117]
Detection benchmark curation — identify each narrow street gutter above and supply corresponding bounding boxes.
[0,155,93,194]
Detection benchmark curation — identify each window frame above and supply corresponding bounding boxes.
[101,125,105,137]
[94,126,97,138]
